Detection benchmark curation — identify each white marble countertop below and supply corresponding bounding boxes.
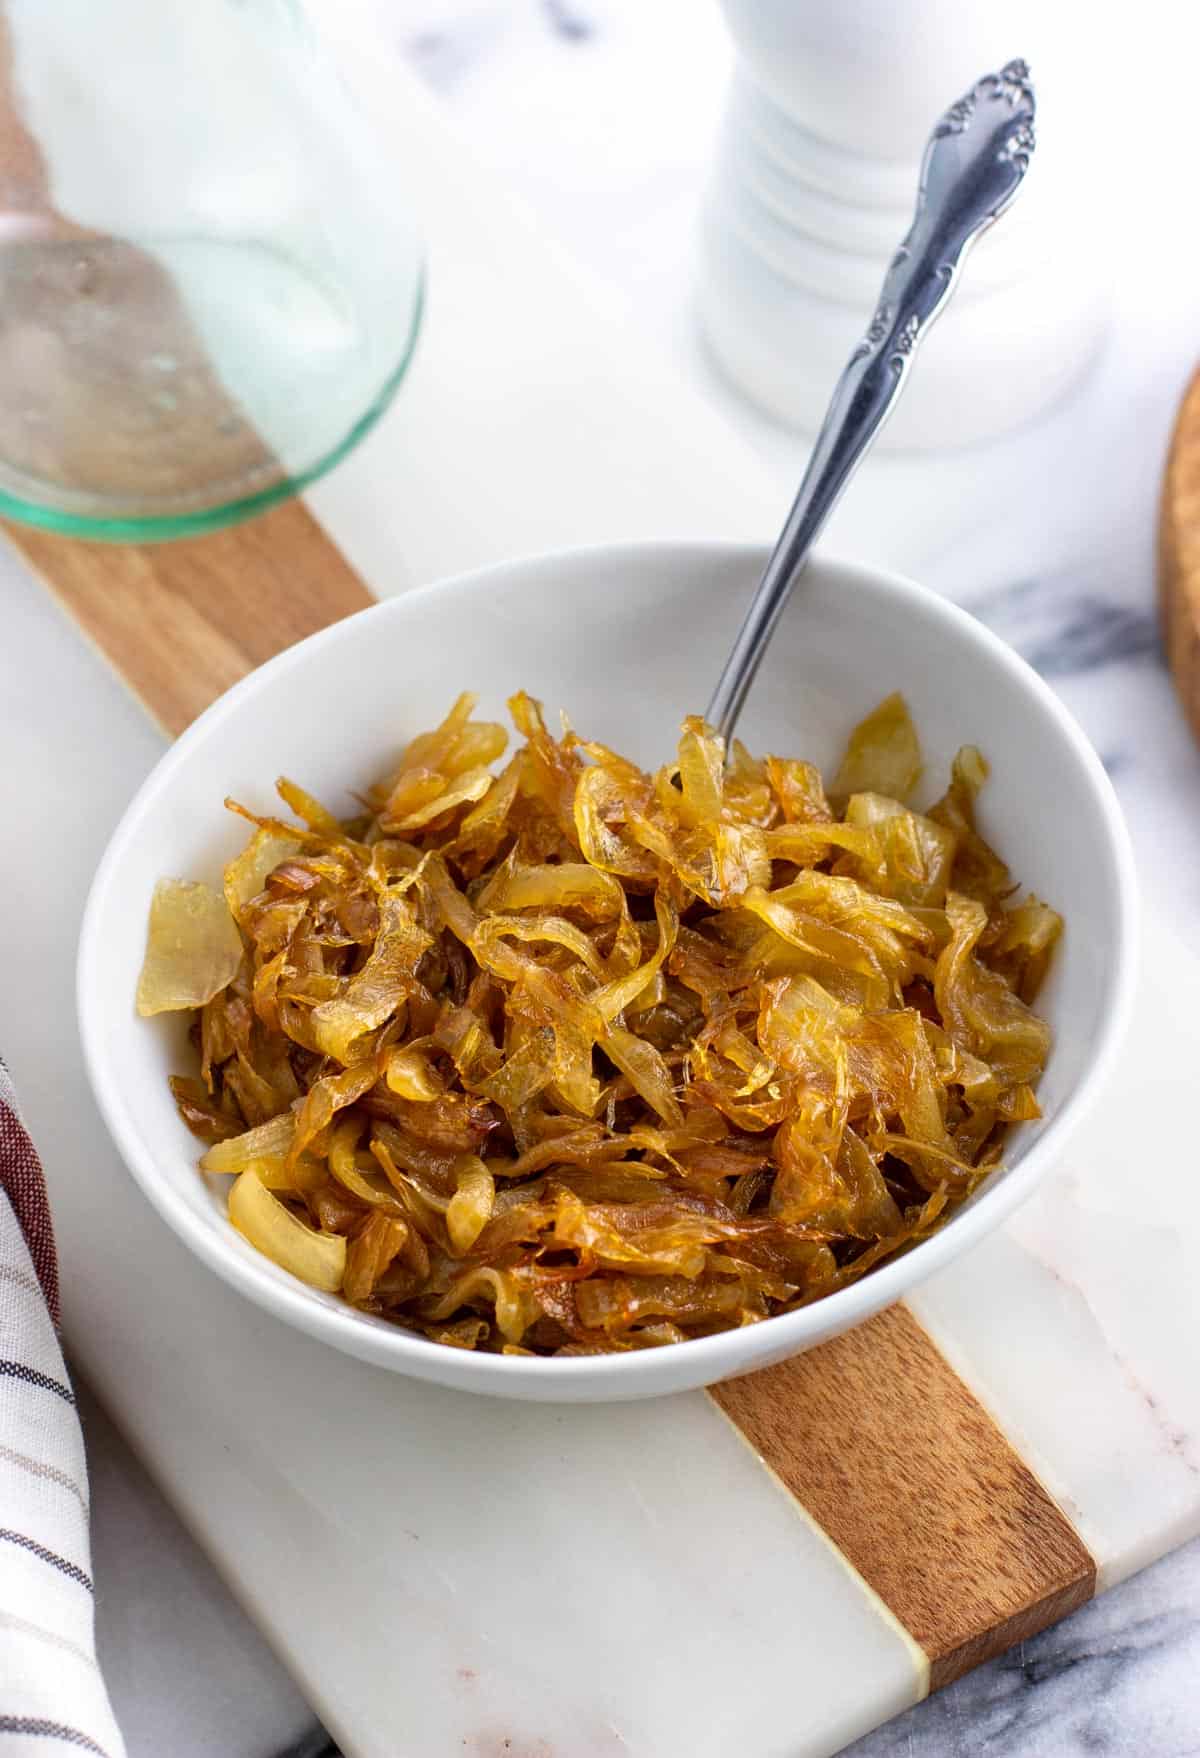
[25,1,1200,1753]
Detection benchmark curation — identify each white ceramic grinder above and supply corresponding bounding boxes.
[699,0,1108,447]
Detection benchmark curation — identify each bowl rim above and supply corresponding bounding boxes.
[77,538,1139,1398]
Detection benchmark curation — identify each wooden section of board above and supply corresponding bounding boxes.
[17,504,1098,1697]
[5,505,373,737]
[1160,365,1200,746]
[711,1304,1095,1689]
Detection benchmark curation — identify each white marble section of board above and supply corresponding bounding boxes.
[124,1305,925,1757]
[909,915,1200,1590]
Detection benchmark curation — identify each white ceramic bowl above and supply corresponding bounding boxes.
[78,542,1136,1402]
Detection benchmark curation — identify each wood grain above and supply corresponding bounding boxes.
[1160,365,1200,747]
[5,504,373,737]
[710,1304,1095,1688]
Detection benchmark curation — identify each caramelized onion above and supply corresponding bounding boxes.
[136,879,243,1016]
[154,691,1059,1353]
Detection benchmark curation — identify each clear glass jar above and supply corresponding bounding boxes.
[0,0,424,538]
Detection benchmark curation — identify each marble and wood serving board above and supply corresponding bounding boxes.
[6,21,1199,1758]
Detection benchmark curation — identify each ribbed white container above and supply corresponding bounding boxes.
[699,0,1109,447]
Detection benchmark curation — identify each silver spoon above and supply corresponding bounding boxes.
[706,59,1037,743]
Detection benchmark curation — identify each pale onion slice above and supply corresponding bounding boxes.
[136,879,243,1016]
[328,1117,406,1212]
[201,1114,327,1194]
[603,1025,683,1126]
[674,716,725,826]
[275,776,345,837]
[472,913,606,982]
[445,1154,495,1254]
[310,892,431,1064]
[385,765,494,831]
[223,828,302,920]
[385,1045,444,1102]
[591,892,678,1023]
[200,1112,294,1173]
[250,1157,326,1194]
[830,691,922,801]
[484,862,624,919]
[227,1167,346,1292]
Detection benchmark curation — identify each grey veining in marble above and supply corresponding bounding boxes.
[542,0,596,43]
[969,576,1163,679]
[404,21,499,96]
[401,0,597,97]
[847,1539,1200,1758]
[277,1737,338,1758]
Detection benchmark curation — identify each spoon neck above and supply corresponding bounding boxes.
[705,58,1035,746]
[705,346,907,743]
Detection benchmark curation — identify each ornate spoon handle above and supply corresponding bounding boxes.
[706,60,1037,742]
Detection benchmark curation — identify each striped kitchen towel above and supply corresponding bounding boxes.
[0,1058,125,1758]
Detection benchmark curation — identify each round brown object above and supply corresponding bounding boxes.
[1160,365,1200,746]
